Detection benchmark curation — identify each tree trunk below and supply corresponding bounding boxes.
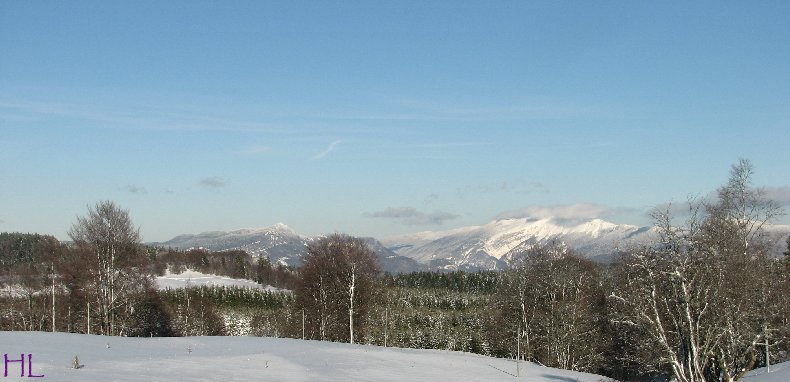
[349,267,356,345]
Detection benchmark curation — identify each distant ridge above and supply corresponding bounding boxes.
[382,217,790,271]
[381,217,656,271]
[154,219,790,272]
[154,224,424,274]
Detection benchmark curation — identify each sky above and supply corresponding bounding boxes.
[2,1,789,242]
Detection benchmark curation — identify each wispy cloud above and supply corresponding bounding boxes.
[125,184,147,195]
[236,144,272,156]
[652,185,790,222]
[424,193,440,204]
[409,142,495,149]
[368,96,621,123]
[764,186,790,206]
[200,176,227,189]
[312,140,342,160]
[496,203,640,223]
[364,207,460,226]
[518,182,551,195]
[456,181,516,200]
[0,98,295,133]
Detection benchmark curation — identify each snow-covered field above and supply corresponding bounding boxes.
[155,269,284,292]
[1,331,612,381]
[3,332,788,381]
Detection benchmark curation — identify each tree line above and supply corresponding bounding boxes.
[0,205,297,336]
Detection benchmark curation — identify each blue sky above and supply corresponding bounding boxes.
[2,1,789,242]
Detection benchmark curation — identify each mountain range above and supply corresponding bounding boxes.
[155,218,790,273]
[381,218,657,270]
[156,223,424,274]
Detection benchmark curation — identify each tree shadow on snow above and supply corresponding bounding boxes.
[539,374,582,382]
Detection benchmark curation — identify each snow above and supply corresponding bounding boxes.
[155,269,284,292]
[570,219,620,238]
[741,361,790,382]
[0,284,29,298]
[384,217,652,269]
[0,331,613,381]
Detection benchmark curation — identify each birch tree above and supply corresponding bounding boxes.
[608,160,786,382]
[295,234,380,344]
[68,200,146,336]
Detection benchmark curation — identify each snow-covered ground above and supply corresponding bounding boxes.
[0,331,612,381]
[0,284,30,298]
[741,360,790,382]
[155,269,284,292]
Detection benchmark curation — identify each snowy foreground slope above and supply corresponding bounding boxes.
[1,332,610,382]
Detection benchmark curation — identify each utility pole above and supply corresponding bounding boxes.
[51,265,56,332]
[516,326,521,377]
[384,304,389,348]
[756,324,779,373]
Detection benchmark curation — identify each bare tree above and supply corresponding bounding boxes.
[706,158,784,257]
[68,200,146,336]
[295,234,380,344]
[608,160,786,382]
[493,241,606,372]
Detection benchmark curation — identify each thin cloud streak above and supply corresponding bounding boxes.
[364,207,460,226]
[312,140,342,160]
[0,98,300,133]
[236,144,272,156]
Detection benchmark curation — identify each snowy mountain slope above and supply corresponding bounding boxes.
[0,331,612,382]
[361,238,425,274]
[157,223,309,267]
[154,224,422,274]
[382,218,658,271]
[385,217,790,271]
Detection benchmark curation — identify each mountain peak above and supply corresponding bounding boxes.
[269,222,296,234]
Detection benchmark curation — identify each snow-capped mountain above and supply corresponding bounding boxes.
[382,218,657,271]
[383,217,790,271]
[158,223,309,267]
[156,220,789,273]
[155,224,424,273]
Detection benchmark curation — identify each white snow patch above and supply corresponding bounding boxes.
[155,269,285,292]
